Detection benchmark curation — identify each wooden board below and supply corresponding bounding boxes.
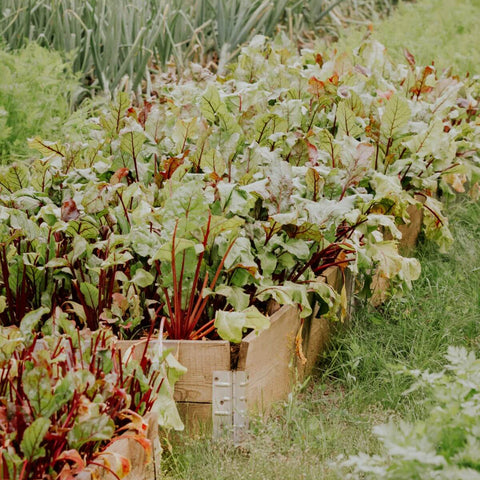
[117,339,231,403]
[298,315,331,378]
[237,305,302,412]
[115,266,354,434]
[398,202,424,251]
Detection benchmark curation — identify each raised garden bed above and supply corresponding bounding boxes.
[117,267,352,439]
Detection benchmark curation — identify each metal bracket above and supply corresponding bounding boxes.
[213,370,249,444]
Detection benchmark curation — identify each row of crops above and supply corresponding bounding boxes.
[0,0,386,93]
[1,0,479,478]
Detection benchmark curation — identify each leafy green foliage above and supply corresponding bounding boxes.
[0,323,179,479]
[1,34,477,340]
[336,347,480,479]
[0,43,80,162]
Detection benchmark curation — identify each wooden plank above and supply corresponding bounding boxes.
[321,266,342,291]
[117,339,231,403]
[237,305,302,412]
[398,202,424,251]
[298,315,331,379]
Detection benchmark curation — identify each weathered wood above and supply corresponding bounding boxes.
[115,266,353,434]
[117,339,231,403]
[299,315,332,378]
[398,202,424,251]
[237,305,302,412]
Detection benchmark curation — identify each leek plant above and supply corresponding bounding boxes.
[0,0,367,93]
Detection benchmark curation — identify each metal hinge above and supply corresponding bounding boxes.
[212,370,248,444]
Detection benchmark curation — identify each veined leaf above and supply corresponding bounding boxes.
[306,168,325,199]
[254,113,288,144]
[380,94,410,139]
[120,129,146,160]
[214,306,269,343]
[30,159,53,192]
[23,367,56,417]
[336,101,362,138]
[317,129,340,167]
[0,163,30,192]
[80,282,99,309]
[202,149,226,176]
[28,137,66,158]
[65,219,98,239]
[20,417,51,461]
[200,85,225,123]
[101,92,130,134]
[153,238,197,262]
[67,414,115,450]
[404,119,444,158]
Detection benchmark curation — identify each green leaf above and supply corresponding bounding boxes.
[28,137,66,158]
[306,168,325,198]
[336,101,362,138]
[20,417,51,461]
[19,307,50,336]
[202,149,226,176]
[0,163,30,192]
[65,219,99,239]
[80,282,99,309]
[381,94,410,139]
[30,159,53,192]
[200,85,224,123]
[214,306,269,343]
[211,285,250,311]
[100,92,130,134]
[256,281,313,318]
[67,413,115,450]
[120,128,146,160]
[0,295,6,314]
[45,257,69,269]
[153,238,197,263]
[131,268,154,288]
[23,367,56,417]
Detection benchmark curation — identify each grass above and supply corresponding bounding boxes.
[376,0,480,75]
[163,199,480,479]
[338,0,480,76]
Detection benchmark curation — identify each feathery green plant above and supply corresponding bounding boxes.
[0,43,80,162]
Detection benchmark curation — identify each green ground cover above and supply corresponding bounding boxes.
[0,44,80,162]
[373,0,480,75]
